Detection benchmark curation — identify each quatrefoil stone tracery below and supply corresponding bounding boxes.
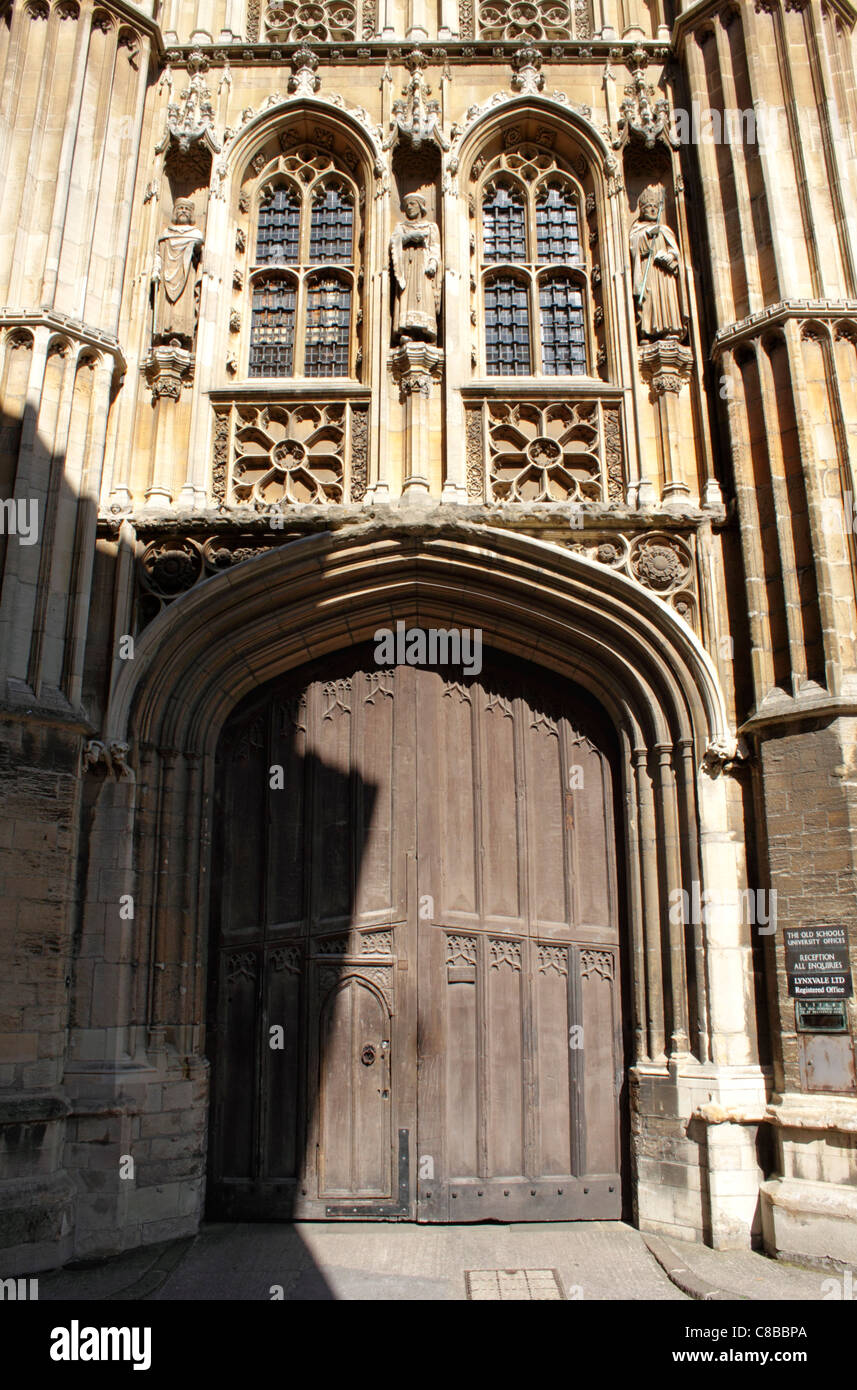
[488,403,601,504]
[264,0,357,40]
[478,0,572,40]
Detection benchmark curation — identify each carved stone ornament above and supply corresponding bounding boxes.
[390,341,443,399]
[143,343,194,401]
[288,39,321,96]
[155,48,221,157]
[630,533,692,593]
[384,47,449,153]
[613,47,678,151]
[511,44,545,95]
[232,403,346,506]
[638,337,694,394]
[487,401,602,503]
[480,0,572,41]
[81,739,131,779]
[267,0,356,41]
[140,537,204,596]
[701,735,750,777]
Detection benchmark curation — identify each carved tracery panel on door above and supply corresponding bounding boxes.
[207,648,624,1221]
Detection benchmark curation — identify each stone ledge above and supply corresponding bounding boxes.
[761,1177,857,1270]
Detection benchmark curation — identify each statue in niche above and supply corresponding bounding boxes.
[629,183,685,340]
[390,194,442,344]
[152,199,204,347]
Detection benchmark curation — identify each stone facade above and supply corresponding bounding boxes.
[1,0,856,1273]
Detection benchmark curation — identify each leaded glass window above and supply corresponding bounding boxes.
[249,278,297,377]
[309,184,354,263]
[256,186,300,264]
[536,183,580,264]
[477,148,591,377]
[482,183,527,262]
[247,158,359,379]
[485,276,531,375]
[305,277,352,377]
[539,276,586,375]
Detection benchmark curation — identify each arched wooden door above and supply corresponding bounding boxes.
[207,645,624,1221]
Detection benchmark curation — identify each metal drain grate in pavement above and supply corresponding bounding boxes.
[465,1268,565,1300]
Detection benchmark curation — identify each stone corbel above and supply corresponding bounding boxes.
[701,735,750,777]
[288,40,321,96]
[143,344,194,403]
[82,739,132,780]
[510,45,545,96]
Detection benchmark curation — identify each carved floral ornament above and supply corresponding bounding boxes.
[232,403,345,505]
[138,534,292,611]
[487,401,602,503]
[567,531,697,626]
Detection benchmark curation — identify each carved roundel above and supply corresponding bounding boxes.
[629,534,692,594]
[140,537,204,597]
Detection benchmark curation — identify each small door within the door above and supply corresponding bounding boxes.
[318,977,392,1199]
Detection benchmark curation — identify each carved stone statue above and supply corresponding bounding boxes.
[152,199,204,347]
[390,195,441,344]
[629,183,685,339]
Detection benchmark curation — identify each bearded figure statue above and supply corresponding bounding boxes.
[152,198,204,348]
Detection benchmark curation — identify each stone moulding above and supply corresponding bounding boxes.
[446,101,623,197]
[712,298,857,352]
[215,88,387,190]
[0,308,126,373]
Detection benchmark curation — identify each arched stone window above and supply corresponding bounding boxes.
[245,144,361,380]
[476,145,590,378]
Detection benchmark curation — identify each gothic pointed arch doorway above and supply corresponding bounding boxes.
[206,641,627,1222]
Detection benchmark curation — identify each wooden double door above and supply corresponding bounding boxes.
[207,645,624,1221]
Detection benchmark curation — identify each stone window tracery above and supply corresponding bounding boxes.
[475,0,592,40]
[264,0,358,41]
[475,145,590,379]
[242,142,361,381]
